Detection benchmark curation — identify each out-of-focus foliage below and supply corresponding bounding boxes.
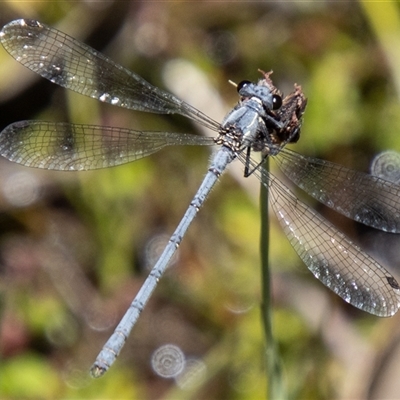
[1,1,400,399]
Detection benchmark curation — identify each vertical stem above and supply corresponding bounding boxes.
[260,159,286,399]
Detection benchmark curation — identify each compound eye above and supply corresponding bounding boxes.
[272,94,282,110]
[237,80,252,93]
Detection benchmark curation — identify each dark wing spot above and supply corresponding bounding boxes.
[387,276,400,290]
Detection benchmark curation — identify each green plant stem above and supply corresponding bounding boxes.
[260,159,286,399]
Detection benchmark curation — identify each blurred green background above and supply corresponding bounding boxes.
[2,1,400,399]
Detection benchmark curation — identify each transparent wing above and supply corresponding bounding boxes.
[0,121,214,170]
[0,19,219,131]
[269,176,400,316]
[239,154,400,317]
[275,148,400,233]
[270,171,400,316]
